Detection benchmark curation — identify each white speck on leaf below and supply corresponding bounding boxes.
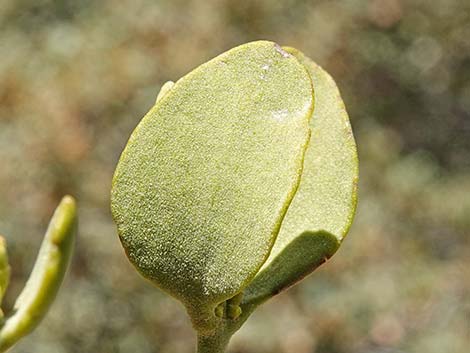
[274,43,291,58]
[271,109,289,122]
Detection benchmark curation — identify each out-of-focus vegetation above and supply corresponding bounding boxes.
[0,0,469,352]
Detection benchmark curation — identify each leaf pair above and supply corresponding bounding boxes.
[111,41,358,340]
[0,196,76,352]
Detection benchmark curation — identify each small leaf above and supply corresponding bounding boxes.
[155,81,174,104]
[111,41,314,327]
[0,196,76,352]
[244,48,358,305]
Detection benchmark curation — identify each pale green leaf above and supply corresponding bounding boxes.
[110,41,314,327]
[244,48,358,305]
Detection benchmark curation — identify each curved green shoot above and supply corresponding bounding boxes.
[0,238,10,321]
[0,196,77,352]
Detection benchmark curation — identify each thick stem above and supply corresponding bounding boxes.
[193,296,256,353]
[197,333,230,353]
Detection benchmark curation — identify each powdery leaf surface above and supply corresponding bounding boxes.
[111,41,314,311]
[244,48,358,304]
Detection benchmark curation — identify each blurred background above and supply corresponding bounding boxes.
[1,0,469,352]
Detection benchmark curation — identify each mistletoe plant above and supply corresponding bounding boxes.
[111,41,358,353]
[0,196,76,352]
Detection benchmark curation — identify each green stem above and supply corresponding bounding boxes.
[197,332,230,353]
[192,294,258,353]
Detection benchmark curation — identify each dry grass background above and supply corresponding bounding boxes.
[0,0,469,352]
